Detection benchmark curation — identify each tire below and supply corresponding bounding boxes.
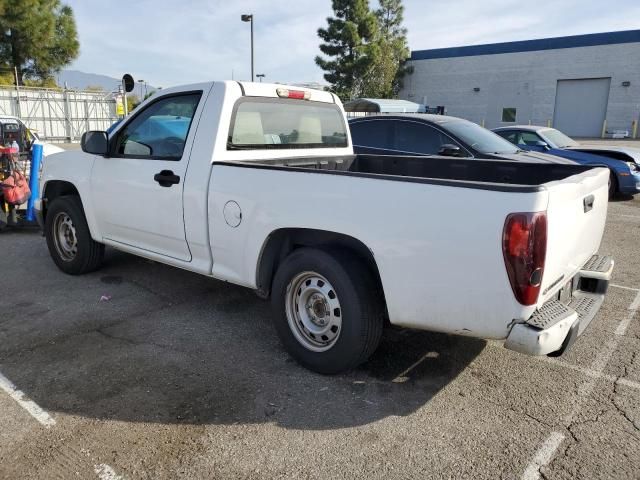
[270,247,384,374]
[45,195,104,275]
[608,171,618,200]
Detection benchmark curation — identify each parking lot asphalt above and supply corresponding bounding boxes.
[1,197,639,479]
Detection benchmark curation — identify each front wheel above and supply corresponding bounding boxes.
[271,248,384,374]
[45,195,104,275]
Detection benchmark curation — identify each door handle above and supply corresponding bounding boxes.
[154,170,180,187]
[583,194,595,213]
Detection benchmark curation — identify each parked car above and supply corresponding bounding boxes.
[37,81,613,374]
[349,114,576,164]
[493,126,640,198]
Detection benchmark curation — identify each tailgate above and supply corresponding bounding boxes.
[539,167,609,305]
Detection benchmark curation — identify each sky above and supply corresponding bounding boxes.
[65,0,640,88]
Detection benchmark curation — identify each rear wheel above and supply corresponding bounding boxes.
[271,248,384,374]
[45,195,104,274]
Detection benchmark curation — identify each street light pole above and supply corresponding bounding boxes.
[241,14,254,82]
[138,79,145,100]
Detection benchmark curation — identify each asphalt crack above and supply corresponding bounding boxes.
[611,351,640,434]
[480,396,554,429]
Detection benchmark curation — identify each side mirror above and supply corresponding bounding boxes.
[81,131,108,155]
[438,144,464,157]
[534,140,550,150]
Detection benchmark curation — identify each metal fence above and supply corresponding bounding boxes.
[0,85,117,143]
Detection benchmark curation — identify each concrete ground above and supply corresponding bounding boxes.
[1,199,639,479]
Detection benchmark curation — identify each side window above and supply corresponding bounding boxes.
[349,120,392,149]
[497,130,518,144]
[394,121,451,154]
[113,93,201,160]
[520,131,542,146]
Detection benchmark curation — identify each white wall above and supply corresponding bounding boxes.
[400,42,640,135]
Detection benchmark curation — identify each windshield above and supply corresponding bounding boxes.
[228,98,348,149]
[444,120,519,154]
[541,128,579,148]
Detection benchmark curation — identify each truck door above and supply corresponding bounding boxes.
[91,91,203,261]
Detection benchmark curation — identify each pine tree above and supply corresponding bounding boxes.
[315,0,380,100]
[0,0,79,85]
[365,0,412,98]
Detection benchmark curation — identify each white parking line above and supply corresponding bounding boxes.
[392,351,439,383]
[540,356,640,391]
[94,464,124,480]
[486,343,640,391]
[610,283,640,292]
[0,371,55,428]
[615,289,640,336]
[521,288,640,479]
[522,432,566,480]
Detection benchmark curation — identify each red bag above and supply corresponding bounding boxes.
[1,161,31,206]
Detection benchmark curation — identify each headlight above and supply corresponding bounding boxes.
[627,162,639,172]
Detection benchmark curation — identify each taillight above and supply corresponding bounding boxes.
[502,212,547,306]
[276,88,311,100]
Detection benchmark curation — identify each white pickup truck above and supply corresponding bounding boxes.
[37,81,613,374]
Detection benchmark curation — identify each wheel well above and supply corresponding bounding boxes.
[256,228,386,303]
[42,181,80,222]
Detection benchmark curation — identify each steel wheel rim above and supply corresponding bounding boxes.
[52,212,78,261]
[285,271,342,352]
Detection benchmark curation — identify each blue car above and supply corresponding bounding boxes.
[493,126,640,198]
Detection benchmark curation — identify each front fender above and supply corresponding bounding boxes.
[41,151,102,240]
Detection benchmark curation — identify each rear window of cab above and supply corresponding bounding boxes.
[228,98,348,150]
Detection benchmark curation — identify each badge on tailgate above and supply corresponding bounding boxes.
[583,194,595,213]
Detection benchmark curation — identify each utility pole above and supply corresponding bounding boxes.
[122,82,128,116]
[14,66,21,117]
[241,14,254,81]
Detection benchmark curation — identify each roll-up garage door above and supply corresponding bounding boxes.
[553,78,611,137]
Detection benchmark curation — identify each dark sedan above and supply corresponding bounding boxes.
[348,114,575,164]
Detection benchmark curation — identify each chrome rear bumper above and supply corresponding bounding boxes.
[505,255,614,356]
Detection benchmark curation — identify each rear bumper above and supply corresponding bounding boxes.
[505,255,613,356]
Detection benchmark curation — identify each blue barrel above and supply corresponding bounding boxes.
[26,143,43,222]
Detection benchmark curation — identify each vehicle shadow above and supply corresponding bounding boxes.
[0,247,486,431]
[611,193,635,202]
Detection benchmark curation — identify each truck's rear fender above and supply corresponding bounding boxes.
[255,228,385,304]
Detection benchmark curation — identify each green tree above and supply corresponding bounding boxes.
[0,0,79,85]
[0,71,13,85]
[364,0,411,98]
[315,0,380,100]
[126,94,140,112]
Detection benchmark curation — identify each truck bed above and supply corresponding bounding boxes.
[224,154,595,192]
[212,153,609,333]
